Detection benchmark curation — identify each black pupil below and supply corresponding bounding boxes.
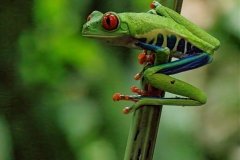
[106,17,111,26]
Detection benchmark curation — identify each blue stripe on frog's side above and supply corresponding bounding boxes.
[176,38,185,53]
[149,39,154,45]
[156,34,164,47]
[186,42,192,54]
[139,38,147,43]
[192,46,203,53]
[185,42,203,55]
[167,35,177,50]
[137,33,203,57]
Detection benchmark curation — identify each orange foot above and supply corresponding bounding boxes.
[138,50,155,65]
[113,85,163,114]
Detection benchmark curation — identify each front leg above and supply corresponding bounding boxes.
[135,41,171,65]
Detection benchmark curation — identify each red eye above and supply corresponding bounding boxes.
[102,13,119,30]
[87,14,91,21]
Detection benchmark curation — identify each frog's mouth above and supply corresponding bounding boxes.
[83,34,140,49]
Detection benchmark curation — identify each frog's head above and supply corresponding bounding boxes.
[82,11,135,47]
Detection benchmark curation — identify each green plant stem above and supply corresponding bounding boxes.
[124,1,183,160]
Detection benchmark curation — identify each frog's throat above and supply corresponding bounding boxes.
[83,35,140,49]
[82,35,120,38]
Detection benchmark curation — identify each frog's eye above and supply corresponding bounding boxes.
[87,14,91,22]
[102,13,119,30]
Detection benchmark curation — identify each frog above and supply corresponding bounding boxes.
[82,1,220,114]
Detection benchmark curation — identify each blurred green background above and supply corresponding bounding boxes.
[0,0,239,160]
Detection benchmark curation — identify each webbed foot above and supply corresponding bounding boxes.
[131,85,162,96]
[113,85,163,114]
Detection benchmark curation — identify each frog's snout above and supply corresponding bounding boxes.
[82,24,90,35]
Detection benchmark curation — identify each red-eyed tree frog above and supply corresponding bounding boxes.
[82,1,220,114]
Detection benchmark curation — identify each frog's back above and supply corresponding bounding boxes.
[119,12,218,56]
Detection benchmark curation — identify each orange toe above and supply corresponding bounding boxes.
[134,73,142,80]
[131,86,138,92]
[123,107,130,114]
[113,93,121,101]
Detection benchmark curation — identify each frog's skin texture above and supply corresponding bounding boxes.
[82,1,220,114]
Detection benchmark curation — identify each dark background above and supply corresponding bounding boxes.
[0,0,239,160]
